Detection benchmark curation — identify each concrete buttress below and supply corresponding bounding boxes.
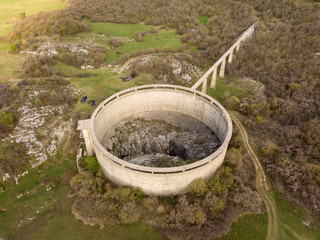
[77,119,94,156]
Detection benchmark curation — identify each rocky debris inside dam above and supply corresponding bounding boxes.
[109,119,221,167]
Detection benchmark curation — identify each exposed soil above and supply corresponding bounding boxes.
[109,119,221,167]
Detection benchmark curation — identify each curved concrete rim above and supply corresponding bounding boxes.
[89,84,232,174]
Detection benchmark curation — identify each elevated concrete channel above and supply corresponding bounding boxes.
[78,85,232,195]
[192,24,255,93]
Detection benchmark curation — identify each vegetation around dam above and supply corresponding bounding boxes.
[0,0,319,239]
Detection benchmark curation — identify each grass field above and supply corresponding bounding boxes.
[217,214,268,239]
[1,2,320,239]
[2,62,320,240]
[0,0,67,81]
[0,42,20,81]
[84,19,151,38]
[64,20,182,63]
[0,0,67,37]
[52,63,155,114]
[106,31,181,62]
[0,66,161,239]
[274,191,320,240]
[0,151,164,240]
[197,76,250,101]
[216,191,320,240]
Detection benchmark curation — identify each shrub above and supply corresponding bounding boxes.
[9,84,20,93]
[8,10,89,44]
[225,96,240,110]
[0,112,16,129]
[135,34,144,42]
[34,98,43,106]
[149,27,158,33]
[188,178,208,197]
[53,34,61,42]
[18,12,26,19]
[133,187,145,199]
[208,179,223,195]
[157,204,165,214]
[108,37,125,48]
[288,82,301,91]
[111,187,133,203]
[85,155,100,173]
[118,202,141,224]
[256,115,262,125]
[50,90,57,97]
[8,43,17,53]
[212,199,225,218]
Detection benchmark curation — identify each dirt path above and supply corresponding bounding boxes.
[118,56,142,73]
[281,222,306,240]
[118,52,174,73]
[230,114,278,240]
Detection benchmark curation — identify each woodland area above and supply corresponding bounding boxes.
[68,0,320,219]
[71,127,263,239]
[0,0,319,234]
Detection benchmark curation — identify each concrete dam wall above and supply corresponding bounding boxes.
[78,84,232,195]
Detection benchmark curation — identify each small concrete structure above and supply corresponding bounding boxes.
[78,85,232,195]
[192,24,255,93]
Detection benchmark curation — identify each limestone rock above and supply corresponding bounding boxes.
[109,119,221,167]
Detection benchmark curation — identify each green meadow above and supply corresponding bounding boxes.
[0,2,320,240]
[63,19,182,63]
[0,42,20,81]
[0,0,67,81]
[0,0,67,37]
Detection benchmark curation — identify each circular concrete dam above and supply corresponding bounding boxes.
[78,84,232,196]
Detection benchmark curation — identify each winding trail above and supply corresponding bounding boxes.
[118,52,175,73]
[118,56,142,73]
[230,114,278,240]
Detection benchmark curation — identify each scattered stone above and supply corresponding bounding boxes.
[241,77,265,92]
[302,220,310,228]
[0,207,7,213]
[27,216,36,221]
[81,65,94,69]
[16,193,23,199]
[2,87,76,167]
[2,173,10,182]
[123,55,202,85]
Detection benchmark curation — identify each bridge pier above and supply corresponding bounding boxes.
[236,41,241,51]
[228,49,233,63]
[201,76,207,93]
[191,24,255,93]
[219,58,226,78]
[210,66,217,89]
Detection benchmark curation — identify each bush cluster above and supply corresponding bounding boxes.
[70,126,263,239]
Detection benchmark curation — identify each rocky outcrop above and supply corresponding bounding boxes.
[109,119,220,167]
